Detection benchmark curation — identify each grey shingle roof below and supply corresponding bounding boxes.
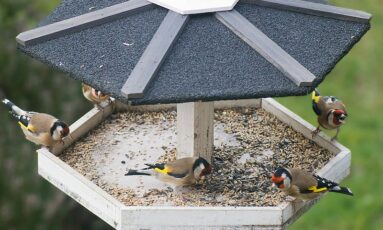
[18,0,370,105]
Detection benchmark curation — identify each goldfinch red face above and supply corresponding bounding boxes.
[193,157,212,180]
[271,168,291,190]
[201,163,212,177]
[51,121,70,140]
[333,109,347,124]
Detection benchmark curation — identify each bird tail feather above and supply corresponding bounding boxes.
[330,186,353,196]
[2,98,26,116]
[143,163,165,170]
[125,169,151,176]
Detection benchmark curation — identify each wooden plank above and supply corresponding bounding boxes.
[50,101,114,155]
[177,102,214,162]
[37,148,124,229]
[215,10,316,87]
[16,0,154,46]
[280,199,319,229]
[121,206,282,229]
[121,11,189,99]
[241,0,371,23]
[317,150,351,182]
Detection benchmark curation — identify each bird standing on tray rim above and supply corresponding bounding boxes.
[2,98,69,148]
[125,157,212,186]
[82,83,110,107]
[311,89,348,140]
[271,167,353,201]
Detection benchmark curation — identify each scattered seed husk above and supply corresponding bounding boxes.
[60,108,334,207]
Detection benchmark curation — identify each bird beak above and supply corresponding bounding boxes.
[339,114,347,123]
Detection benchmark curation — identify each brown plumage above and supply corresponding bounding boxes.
[2,99,70,147]
[125,157,212,186]
[82,83,110,106]
[272,167,353,201]
[22,113,66,147]
[311,89,348,140]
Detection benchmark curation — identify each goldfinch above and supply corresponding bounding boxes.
[125,157,212,186]
[82,83,110,107]
[2,98,70,147]
[311,89,348,140]
[271,167,353,201]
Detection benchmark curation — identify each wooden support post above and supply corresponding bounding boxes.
[176,101,214,162]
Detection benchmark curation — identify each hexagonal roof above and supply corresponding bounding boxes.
[17,0,370,105]
[147,0,239,14]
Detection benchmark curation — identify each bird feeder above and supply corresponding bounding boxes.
[16,0,370,229]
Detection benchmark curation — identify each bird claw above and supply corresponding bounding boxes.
[285,196,297,202]
[331,128,340,141]
[311,127,320,139]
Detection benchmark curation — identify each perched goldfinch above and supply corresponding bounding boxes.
[311,89,348,140]
[2,98,70,147]
[82,83,110,107]
[271,167,353,201]
[125,157,212,186]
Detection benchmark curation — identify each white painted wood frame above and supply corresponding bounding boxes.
[36,98,351,229]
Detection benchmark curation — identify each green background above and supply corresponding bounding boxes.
[0,0,382,229]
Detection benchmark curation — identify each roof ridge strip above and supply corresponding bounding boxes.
[215,10,315,87]
[121,11,190,99]
[240,0,371,23]
[16,0,155,46]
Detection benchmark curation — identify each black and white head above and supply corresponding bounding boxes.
[50,120,70,140]
[193,157,212,180]
[271,167,292,190]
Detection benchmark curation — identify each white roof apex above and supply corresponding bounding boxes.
[148,0,239,15]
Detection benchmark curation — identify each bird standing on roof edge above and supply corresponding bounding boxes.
[125,157,212,187]
[271,167,353,201]
[311,89,348,141]
[2,98,70,148]
[82,83,110,108]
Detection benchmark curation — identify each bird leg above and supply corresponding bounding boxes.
[311,126,321,138]
[285,196,297,202]
[95,103,104,111]
[95,104,107,117]
[331,127,340,141]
